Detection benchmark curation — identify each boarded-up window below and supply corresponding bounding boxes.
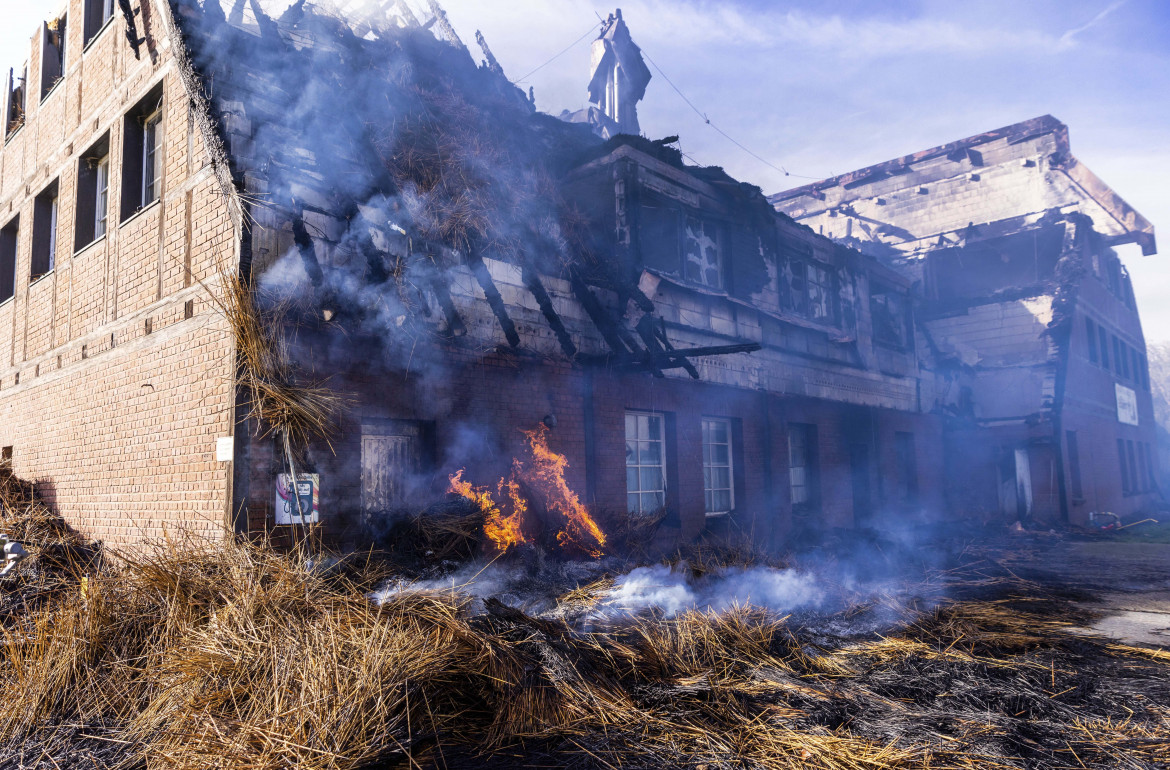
[361,420,430,519]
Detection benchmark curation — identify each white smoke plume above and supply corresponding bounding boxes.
[598,562,824,618]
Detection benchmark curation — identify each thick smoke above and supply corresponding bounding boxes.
[599,562,824,617]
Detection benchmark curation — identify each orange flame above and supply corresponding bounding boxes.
[446,426,607,558]
[448,469,529,552]
[521,425,607,558]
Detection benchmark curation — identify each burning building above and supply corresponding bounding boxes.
[772,116,1160,526]
[0,1,1153,551]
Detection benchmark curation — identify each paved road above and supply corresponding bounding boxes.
[1014,541,1170,646]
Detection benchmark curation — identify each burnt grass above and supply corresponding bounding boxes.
[1,508,1168,769]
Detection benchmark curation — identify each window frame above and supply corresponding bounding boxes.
[683,215,725,291]
[0,216,18,305]
[141,108,162,206]
[788,422,819,511]
[625,411,668,516]
[701,417,735,516]
[83,0,117,49]
[1085,317,1098,365]
[31,181,60,281]
[94,155,110,240]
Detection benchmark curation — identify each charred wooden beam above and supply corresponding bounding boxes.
[636,314,685,379]
[290,208,325,285]
[522,266,577,358]
[642,315,700,380]
[469,252,521,348]
[422,259,466,337]
[659,342,761,359]
[118,0,147,59]
[568,268,631,357]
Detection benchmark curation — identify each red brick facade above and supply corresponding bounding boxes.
[0,1,240,544]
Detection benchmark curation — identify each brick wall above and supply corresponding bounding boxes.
[0,1,241,545]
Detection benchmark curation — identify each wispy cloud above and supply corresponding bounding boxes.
[1059,0,1127,48]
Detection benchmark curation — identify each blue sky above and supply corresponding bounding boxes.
[3,0,1167,338]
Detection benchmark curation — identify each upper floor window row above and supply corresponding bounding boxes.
[84,0,117,49]
[1085,316,1148,391]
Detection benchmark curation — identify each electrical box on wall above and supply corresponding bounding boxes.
[275,473,320,525]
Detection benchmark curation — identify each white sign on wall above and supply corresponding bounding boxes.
[215,437,235,462]
[1116,384,1139,426]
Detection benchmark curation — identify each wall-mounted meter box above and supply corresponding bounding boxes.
[276,473,320,525]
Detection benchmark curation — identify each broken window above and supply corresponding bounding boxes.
[625,412,666,515]
[788,423,818,510]
[121,83,164,221]
[807,263,835,323]
[0,216,17,304]
[638,204,681,275]
[41,14,66,100]
[84,0,115,48]
[0,446,11,473]
[871,284,910,349]
[1066,431,1083,500]
[5,65,27,138]
[1085,318,1098,365]
[75,133,111,250]
[1140,353,1150,391]
[702,418,734,515]
[683,216,723,290]
[31,181,59,281]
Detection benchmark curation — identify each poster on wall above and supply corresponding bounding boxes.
[1116,384,1139,426]
[276,473,320,525]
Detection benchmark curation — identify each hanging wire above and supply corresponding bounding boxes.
[640,49,825,181]
[512,21,603,84]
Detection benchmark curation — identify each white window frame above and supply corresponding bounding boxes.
[46,195,58,273]
[702,417,734,516]
[626,411,667,515]
[94,156,109,239]
[142,109,161,206]
[103,0,115,24]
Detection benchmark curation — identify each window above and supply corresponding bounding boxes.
[1146,442,1157,491]
[41,15,67,100]
[1086,318,1098,365]
[789,423,818,509]
[1098,325,1110,371]
[807,263,835,323]
[1066,431,1083,500]
[121,84,164,221]
[683,216,723,289]
[702,418,734,515]
[626,412,666,515]
[84,0,116,47]
[1118,338,1130,379]
[31,182,59,280]
[1118,438,1130,494]
[1136,443,1148,492]
[1132,348,1142,389]
[894,432,919,505]
[871,285,910,348]
[1127,440,1138,494]
[5,64,27,138]
[0,446,11,472]
[1140,354,1150,391]
[0,216,17,304]
[75,133,111,250]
